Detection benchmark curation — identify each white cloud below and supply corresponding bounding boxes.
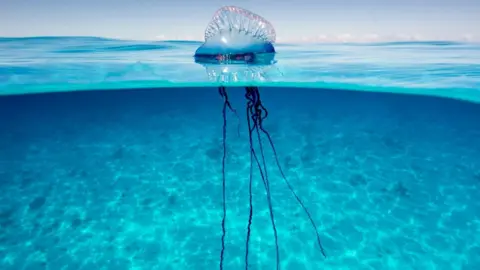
[276,33,480,43]
[146,33,479,43]
[152,34,203,41]
[461,34,476,42]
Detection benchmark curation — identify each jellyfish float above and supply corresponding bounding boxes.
[194,6,327,269]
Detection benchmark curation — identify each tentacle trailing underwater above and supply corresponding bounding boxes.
[218,86,228,270]
[218,86,240,270]
[246,87,280,270]
[250,87,328,259]
[218,86,327,270]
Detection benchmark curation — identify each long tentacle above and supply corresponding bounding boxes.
[218,86,228,270]
[244,95,254,270]
[254,122,280,269]
[252,87,328,259]
[259,124,327,258]
[245,87,280,270]
[219,86,241,137]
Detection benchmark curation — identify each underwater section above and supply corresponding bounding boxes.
[0,87,479,269]
[1,37,479,102]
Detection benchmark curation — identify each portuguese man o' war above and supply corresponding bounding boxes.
[195,6,327,270]
[194,6,276,65]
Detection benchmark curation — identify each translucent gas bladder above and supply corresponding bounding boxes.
[194,6,276,64]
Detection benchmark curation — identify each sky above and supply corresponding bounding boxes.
[1,0,479,42]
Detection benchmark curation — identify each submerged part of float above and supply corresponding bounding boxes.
[199,62,280,83]
[194,6,276,64]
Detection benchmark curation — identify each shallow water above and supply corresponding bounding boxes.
[0,87,480,270]
[1,37,480,269]
[1,37,480,102]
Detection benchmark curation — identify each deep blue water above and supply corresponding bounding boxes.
[1,87,480,269]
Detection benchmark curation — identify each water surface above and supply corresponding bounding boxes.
[1,37,479,102]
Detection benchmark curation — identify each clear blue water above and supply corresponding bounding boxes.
[0,37,480,269]
[1,37,480,101]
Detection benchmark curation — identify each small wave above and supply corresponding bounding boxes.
[367,40,466,46]
[0,36,115,43]
[0,66,42,75]
[107,44,176,51]
[162,40,202,45]
[57,44,175,53]
[0,36,183,53]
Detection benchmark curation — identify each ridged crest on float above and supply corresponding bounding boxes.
[204,6,276,44]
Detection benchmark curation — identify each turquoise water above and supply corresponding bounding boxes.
[0,37,480,269]
[1,37,480,102]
